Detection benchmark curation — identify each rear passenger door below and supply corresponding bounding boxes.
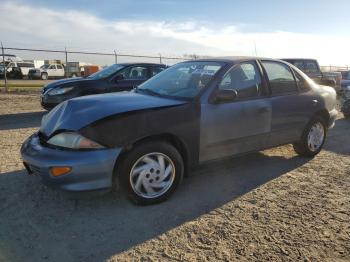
[260,60,311,146]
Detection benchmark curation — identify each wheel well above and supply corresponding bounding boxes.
[313,109,330,125]
[113,134,189,181]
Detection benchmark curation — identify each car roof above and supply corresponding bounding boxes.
[281,58,318,61]
[118,63,166,66]
[191,56,286,64]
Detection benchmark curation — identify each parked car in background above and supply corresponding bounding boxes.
[28,64,65,80]
[339,71,350,118]
[282,58,341,93]
[40,63,167,110]
[22,57,337,204]
[5,61,35,79]
[339,70,350,90]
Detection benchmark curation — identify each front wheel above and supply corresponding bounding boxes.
[118,141,184,205]
[293,117,327,157]
[41,73,48,80]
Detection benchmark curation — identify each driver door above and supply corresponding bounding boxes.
[200,61,272,162]
[112,66,150,92]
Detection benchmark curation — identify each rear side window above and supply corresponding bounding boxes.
[293,69,310,92]
[262,61,297,95]
[218,62,262,100]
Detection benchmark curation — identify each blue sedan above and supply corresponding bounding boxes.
[21,57,338,204]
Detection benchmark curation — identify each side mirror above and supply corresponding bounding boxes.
[115,74,124,81]
[214,89,238,103]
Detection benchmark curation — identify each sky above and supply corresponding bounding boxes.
[1,0,350,65]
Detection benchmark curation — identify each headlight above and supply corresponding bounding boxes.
[47,132,104,149]
[346,86,350,91]
[48,86,74,95]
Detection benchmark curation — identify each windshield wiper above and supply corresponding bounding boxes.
[135,88,163,97]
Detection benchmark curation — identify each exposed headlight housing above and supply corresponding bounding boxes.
[48,86,74,95]
[47,132,104,149]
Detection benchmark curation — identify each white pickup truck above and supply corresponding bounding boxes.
[28,64,65,80]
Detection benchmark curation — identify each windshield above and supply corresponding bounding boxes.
[40,64,50,69]
[88,64,125,80]
[138,61,223,99]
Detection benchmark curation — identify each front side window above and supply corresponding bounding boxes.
[120,66,148,80]
[262,61,297,95]
[293,69,310,92]
[218,62,262,100]
[57,65,63,69]
[49,65,56,69]
[138,61,223,99]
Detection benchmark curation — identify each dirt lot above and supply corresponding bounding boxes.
[0,93,349,262]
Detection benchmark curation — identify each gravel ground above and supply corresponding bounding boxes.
[0,93,349,262]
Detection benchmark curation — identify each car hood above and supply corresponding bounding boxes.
[40,92,187,137]
[43,77,92,92]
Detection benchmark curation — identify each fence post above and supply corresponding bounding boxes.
[114,50,117,64]
[1,42,8,93]
[64,47,68,78]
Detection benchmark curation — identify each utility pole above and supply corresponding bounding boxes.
[159,53,162,64]
[64,47,68,78]
[1,42,8,93]
[114,50,118,64]
[254,41,258,57]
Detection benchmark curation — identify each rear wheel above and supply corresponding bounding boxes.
[118,141,184,205]
[293,117,327,157]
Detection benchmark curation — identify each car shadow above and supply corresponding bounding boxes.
[0,111,45,130]
[0,152,309,262]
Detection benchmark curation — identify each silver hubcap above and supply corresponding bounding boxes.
[307,122,325,152]
[130,152,175,199]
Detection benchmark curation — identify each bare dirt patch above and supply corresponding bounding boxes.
[0,93,349,262]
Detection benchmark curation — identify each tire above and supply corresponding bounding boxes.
[293,116,327,157]
[41,73,48,80]
[117,141,184,205]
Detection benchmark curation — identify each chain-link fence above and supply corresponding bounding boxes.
[0,44,190,92]
[2,44,350,93]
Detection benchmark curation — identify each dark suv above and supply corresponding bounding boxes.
[40,63,167,110]
[282,58,341,93]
